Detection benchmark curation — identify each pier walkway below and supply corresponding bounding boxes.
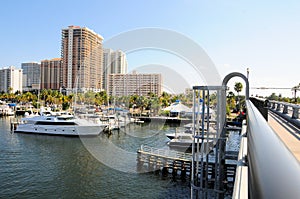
[268,111,300,161]
[137,145,237,185]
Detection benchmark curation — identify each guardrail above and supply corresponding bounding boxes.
[139,145,192,161]
[268,100,300,128]
[232,120,248,199]
[246,100,300,198]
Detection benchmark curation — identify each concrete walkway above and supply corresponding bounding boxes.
[268,112,300,162]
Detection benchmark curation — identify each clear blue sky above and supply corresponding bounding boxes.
[0,0,299,97]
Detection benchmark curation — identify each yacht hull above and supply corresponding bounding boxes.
[15,123,104,137]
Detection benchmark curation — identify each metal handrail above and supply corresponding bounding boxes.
[139,145,192,161]
[247,100,300,198]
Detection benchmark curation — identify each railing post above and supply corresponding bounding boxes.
[283,105,288,114]
[276,103,281,111]
[292,107,299,119]
[271,102,276,109]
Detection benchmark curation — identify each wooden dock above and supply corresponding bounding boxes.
[137,145,237,185]
[10,118,21,131]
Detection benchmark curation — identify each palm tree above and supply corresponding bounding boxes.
[95,92,104,106]
[234,82,243,96]
[76,93,84,105]
[136,96,148,116]
[67,94,74,107]
[234,82,243,111]
[40,89,48,101]
[292,83,300,103]
[24,92,34,102]
[61,95,71,110]
[147,96,160,116]
[84,91,96,105]
[7,87,16,102]
[0,92,7,101]
[159,91,171,108]
[129,94,138,108]
[45,95,55,105]
[227,91,236,110]
[99,91,108,105]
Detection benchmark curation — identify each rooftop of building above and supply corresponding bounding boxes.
[41,58,62,62]
[62,25,104,40]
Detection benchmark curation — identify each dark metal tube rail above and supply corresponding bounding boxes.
[247,100,300,198]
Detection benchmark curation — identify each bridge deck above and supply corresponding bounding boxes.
[268,112,300,162]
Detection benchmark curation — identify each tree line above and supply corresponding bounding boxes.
[0,89,194,113]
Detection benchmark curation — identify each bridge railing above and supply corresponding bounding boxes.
[246,100,300,198]
[269,100,299,118]
[268,100,300,127]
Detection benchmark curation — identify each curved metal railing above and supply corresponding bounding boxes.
[247,100,300,198]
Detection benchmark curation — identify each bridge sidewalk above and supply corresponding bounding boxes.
[268,113,300,162]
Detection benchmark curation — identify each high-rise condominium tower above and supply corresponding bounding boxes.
[21,62,41,91]
[108,72,162,97]
[61,25,103,92]
[103,49,128,91]
[0,66,22,93]
[40,58,62,90]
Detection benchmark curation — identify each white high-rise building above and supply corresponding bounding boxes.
[103,49,127,91]
[0,66,23,93]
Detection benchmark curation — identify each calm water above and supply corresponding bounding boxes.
[0,117,191,199]
[0,117,240,199]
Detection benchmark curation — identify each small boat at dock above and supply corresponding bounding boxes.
[166,123,216,140]
[168,134,215,151]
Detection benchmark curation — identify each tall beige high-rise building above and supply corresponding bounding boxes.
[103,49,128,91]
[0,66,22,93]
[40,58,62,90]
[61,25,103,93]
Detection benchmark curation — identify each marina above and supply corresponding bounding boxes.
[0,1,300,198]
[0,73,299,198]
[1,91,299,198]
[0,115,241,198]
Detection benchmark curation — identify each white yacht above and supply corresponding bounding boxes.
[166,128,192,140]
[100,113,131,130]
[168,134,215,151]
[166,123,216,140]
[0,105,14,116]
[15,112,105,136]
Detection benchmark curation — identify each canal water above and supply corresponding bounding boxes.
[0,117,240,198]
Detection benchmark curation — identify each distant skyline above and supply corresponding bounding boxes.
[0,0,299,97]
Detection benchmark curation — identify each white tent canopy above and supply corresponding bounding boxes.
[192,104,215,115]
[162,100,216,119]
[163,101,192,113]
